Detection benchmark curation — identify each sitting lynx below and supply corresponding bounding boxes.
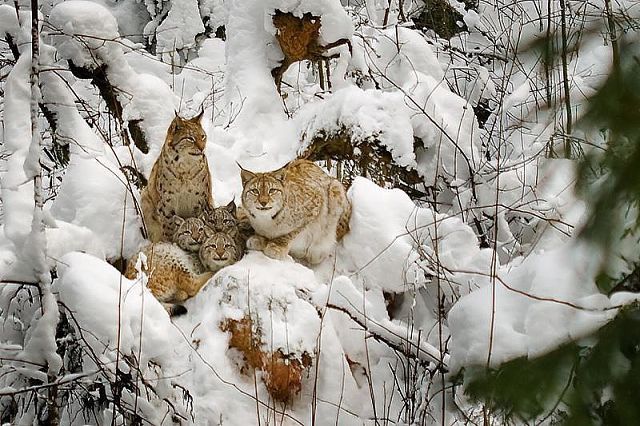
[141,111,214,242]
[125,243,212,316]
[240,159,351,264]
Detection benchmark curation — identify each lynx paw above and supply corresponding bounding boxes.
[247,235,267,251]
[263,242,289,260]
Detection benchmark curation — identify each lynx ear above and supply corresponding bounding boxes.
[173,111,184,128]
[273,163,288,181]
[202,225,214,238]
[172,216,185,227]
[225,200,237,215]
[238,163,256,185]
[192,108,205,122]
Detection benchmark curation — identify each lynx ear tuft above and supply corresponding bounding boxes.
[238,163,256,185]
[225,200,237,214]
[173,111,184,129]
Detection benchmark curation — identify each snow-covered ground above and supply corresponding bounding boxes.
[1,0,639,424]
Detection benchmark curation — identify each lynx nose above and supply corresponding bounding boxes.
[259,199,268,207]
[216,246,226,257]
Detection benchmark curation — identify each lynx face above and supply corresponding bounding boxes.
[201,201,238,234]
[173,216,213,252]
[241,170,285,218]
[165,112,208,164]
[199,232,241,272]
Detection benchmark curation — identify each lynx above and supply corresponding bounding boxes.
[173,216,212,252]
[240,159,351,265]
[141,111,214,242]
[199,231,243,272]
[200,201,240,235]
[125,243,212,316]
[200,201,252,249]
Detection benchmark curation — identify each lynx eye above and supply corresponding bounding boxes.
[268,188,280,195]
[223,219,234,225]
[224,244,232,249]
[249,189,259,195]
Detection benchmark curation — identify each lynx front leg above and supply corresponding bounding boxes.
[263,230,302,261]
[141,195,163,242]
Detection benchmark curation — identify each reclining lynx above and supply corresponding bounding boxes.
[240,159,351,265]
[125,241,212,316]
[141,111,214,242]
[126,215,241,316]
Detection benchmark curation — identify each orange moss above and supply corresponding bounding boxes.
[221,317,313,403]
[271,10,351,91]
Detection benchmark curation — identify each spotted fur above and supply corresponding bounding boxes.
[199,231,243,273]
[240,159,350,265]
[141,112,214,242]
[125,243,212,316]
[173,216,213,252]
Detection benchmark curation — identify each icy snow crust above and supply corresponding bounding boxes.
[1,0,637,423]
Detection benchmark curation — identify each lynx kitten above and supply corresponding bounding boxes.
[240,159,351,264]
[141,111,214,242]
[173,216,213,252]
[199,231,243,272]
[200,201,241,236]
[200,200,252,249]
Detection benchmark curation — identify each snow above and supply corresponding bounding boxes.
[54,252,193,423]
[50,154,144,260]
[222,0,296,169]
[447,242,622,370]
[49,1,121,69]
[0,5,20,43]
[49,0,178,176]
[338,177,489,295]
[55,252,171,367]
[296,86,416,168]
[363,26,481,186]
[155,0,204,61]
[186,251,321,357]
[2,0,639,423]
[1,52,34,258]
